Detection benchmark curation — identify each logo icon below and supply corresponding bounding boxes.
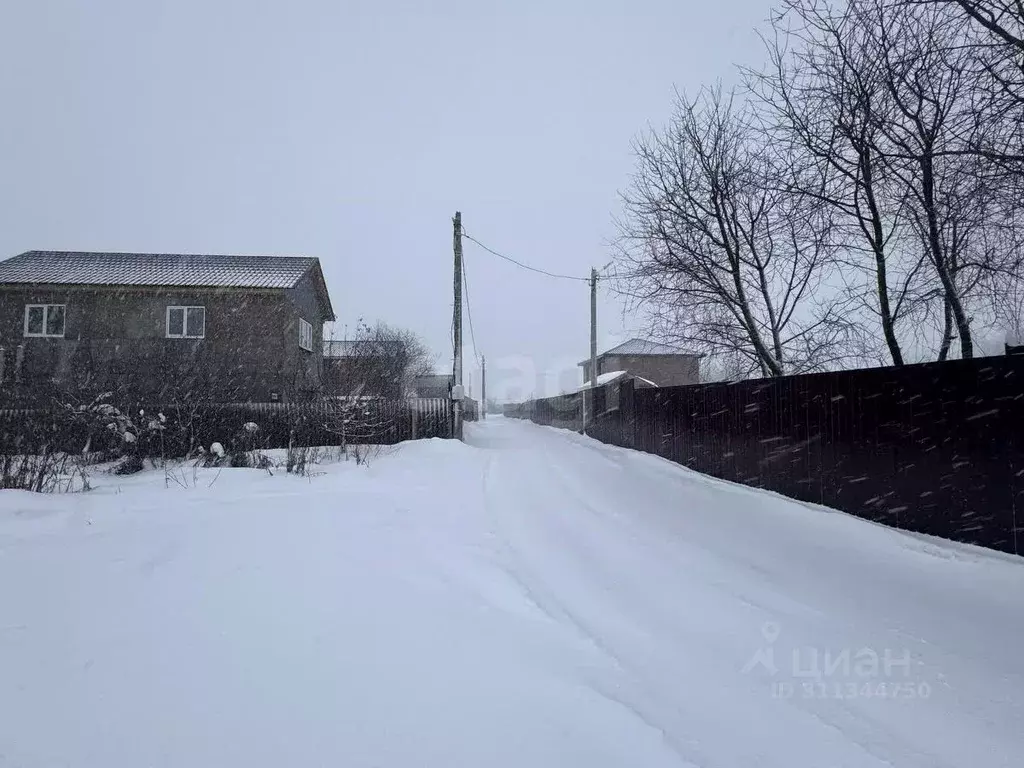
[742,621,781,676]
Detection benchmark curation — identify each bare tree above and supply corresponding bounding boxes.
[938,0,1024,48]
[910,1,1024,346]
[986,269,1024,343]
[324,321,435,399]
[926,1,1024,112]
[319,321,437,448]
[616,86,852,376]
[617,0,1024,370]
[749,0,937,366]
[859,0,1020,359]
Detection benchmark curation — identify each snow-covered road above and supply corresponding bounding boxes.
[1,416,1022,767]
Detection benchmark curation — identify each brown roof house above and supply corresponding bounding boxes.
[580,338,701,387]
[0,251,335,404]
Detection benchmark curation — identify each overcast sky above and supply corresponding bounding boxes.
[0,0,776,400]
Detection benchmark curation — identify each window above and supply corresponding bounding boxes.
[166,306,205,338]
[298,318,313,352]
[24,304,66,338]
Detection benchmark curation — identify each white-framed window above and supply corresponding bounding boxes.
[298,318,313,352]
[166,306,206,338]
[24,304,66,338]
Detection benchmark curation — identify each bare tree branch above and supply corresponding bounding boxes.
[615,86,847,376]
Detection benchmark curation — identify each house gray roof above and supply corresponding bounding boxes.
[0,250,335,319]
[604,338,691,356]
[578,338,696,365]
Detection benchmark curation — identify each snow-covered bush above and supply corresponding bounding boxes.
[228,421,271,470]
[61,393,138,460]
[198,441,230,469]
[349,443,377,466]
[0,403,93,492]
[286,444,330,476]
[113,454,144,476]
[0,452,75,493]
[286,443,308,475]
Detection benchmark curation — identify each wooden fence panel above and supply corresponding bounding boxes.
[0,397,455,457]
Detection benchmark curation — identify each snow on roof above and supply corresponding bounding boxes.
[584,370,630,388]
[0,250,314,289]
[603,338,691,356]
[572,370,658,393]
[0,250,337,320]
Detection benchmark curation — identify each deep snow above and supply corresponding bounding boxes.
[1,417,1022,767]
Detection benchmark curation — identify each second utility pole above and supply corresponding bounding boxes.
[587,266,598,432]
[590,267,598,389]
[453,212,464,440]
[481,355,487,421]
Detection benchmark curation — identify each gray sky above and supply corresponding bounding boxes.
[0,0,776,400]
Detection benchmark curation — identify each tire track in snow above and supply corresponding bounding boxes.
[476,437,712,768]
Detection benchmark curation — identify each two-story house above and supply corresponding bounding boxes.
[579,338,701,387]
[0,251,335,404]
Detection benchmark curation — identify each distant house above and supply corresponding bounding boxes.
[413,373,452,399]
[323,339,406,398]
[579,338,700,387]
[0,251,335,403]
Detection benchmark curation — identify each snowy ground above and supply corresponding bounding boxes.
[1,417,1022,767]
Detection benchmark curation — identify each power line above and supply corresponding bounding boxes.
[462,249,482,368]
[461,231,590,282]
[449,280,456,357]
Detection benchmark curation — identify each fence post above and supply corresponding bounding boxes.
[620,378,635,449]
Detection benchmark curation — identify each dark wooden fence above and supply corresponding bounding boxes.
[503,392,583,430]
[509,356,1024,556]
[0,397,454,458]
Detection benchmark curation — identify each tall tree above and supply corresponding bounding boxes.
[861,0,1017,358]
[941,0,1024,48]
[750,0,932,366]
[617,86,850,376]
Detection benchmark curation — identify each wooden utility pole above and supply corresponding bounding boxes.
[590,267,598,388]
[587,267,598,431]
[453,211,464,439]
[481,355,487,420]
